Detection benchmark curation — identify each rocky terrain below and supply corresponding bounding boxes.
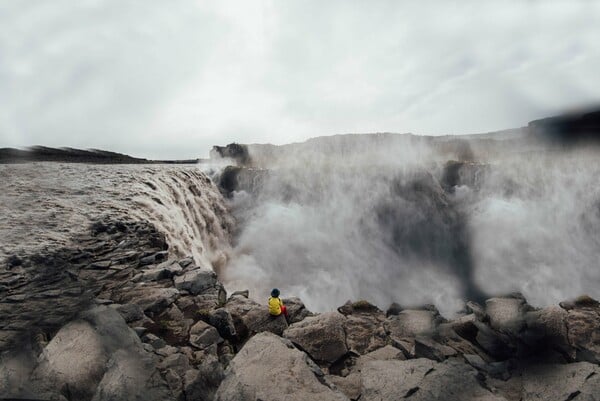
[2,219,599,400]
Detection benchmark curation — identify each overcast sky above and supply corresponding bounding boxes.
[1,1,599,159]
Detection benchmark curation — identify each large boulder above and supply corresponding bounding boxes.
[189,320,223,350]
[214,332,348,401]
[383,309,439,338]
[283,297,313,323]
[564,302,600,363]
[173,269,218,295]
[116,286,179,316]
[340,302,387,355]
[224,295,288,338]
[284,312,348,364]
[521,306,574,359]
[360,358,507,401]
[514,361,600,401]
[29,306,171,400]
[485,295,531,334]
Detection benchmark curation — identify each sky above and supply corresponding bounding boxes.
[1,1,599,159]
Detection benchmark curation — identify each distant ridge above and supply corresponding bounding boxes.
[0,146,202,164]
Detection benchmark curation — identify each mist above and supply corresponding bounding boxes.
[216,134,600,317]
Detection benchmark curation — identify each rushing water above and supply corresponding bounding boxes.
[0,163,232,271]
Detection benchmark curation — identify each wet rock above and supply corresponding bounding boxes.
[215,332,348,401]
[284,312,348,364]
[189,320,223,350]
[174,269,218,295]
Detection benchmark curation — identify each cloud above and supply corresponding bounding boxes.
[1,1,599,158]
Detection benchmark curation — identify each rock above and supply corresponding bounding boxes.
[209,308,237,339]
[284,312,348,364]
[521,306,574,359]
[174,269,218,295]
[89,260,112,270]
[327,373,362,400]
[214,332,348,401]
[142,333,167,349]
[414,336,458,361]
[386,302,403,317]
[383,309,439,338]
[343,313,387,355]
[515,361,600,401]
[560,294,600,310]
[178,257,194,268]
[115,303,145,323]
[139,251,169,266]
[6,255,22,268]
[30,306,165,400]
[91,349,171,401]
[465,301,487,320]
[189,320,223,350]
[565,304,600,363]
[183,354,225,401]
[224,295,289,338]
[119,286,179,315]
[360,358,507,401]
[474,320,515,359]
[283,297,313,323]
[485,295,530,334]
[230,290,249,298]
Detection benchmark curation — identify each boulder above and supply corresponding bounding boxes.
[30,306,170,400]
[521,306,574,359]
[91,349,171,401]
[485,295,530,334]
[225,295,289,337]
[343,314,387,355]
[189,320,223,350]
[183,353,225,401]
[383,309,439,338]
[209,308,237,339]
[565,304,600,363]
[360,358,507,401]
[414,336,458,361]
[283,297,313,323]
[327,373,361,400]
[284,312,348,363]
[214,332,348,401]
[174,269,218,295]
[117,286,179,315]
[515,361,600,401]
[114,303,145,323]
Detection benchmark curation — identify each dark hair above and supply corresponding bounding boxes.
[271,288,280,297]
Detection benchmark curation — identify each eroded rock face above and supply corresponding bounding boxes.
[565,305,600,363]
[215,332,348,401]
[284,312,348,364]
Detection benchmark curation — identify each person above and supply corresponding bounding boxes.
[268,288,289,319]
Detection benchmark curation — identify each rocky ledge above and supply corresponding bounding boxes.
[1,221,600,401]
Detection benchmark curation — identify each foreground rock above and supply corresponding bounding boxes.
[215,332,348,401]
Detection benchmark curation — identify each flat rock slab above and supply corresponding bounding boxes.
[215,332,349,401]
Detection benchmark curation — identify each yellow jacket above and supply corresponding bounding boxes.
[268,296,283,316]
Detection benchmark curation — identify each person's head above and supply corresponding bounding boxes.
[271,288,280,297]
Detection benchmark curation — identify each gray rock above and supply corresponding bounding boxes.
[225,295,289,337]
[360,358,507,401]
[209,308,237,339]
[91,349,171,401]
[178,257,194,268]
[121,286,179,315]
[522,306,574,359]
[383,309,439,338]
[516,362,600,401]
[189,320,223,350]
[327,373,362,400]
[414,336,458,361]
[183,354,225,401]
[215,332,348,401]
[139,251,169,266]
[230,289,249,298]
[485,295,530,334]
[115,303,145,323]
[284,312,348,364]
[283,297,313,323]
[174,269,218,295]
[343,313,387,355]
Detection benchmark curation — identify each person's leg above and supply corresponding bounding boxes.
[281,305,288,318]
